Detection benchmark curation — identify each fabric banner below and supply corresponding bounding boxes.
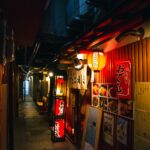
[116,61,131,99]
[68,64,87,89]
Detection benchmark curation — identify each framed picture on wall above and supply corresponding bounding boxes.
[118,100,133,117]
[107,99,118,113]
[103,112,114,146]
[117,117,128,145]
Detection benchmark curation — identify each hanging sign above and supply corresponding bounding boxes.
[68,64,87,89]
[116,61,131,99]
[87,52,106,70]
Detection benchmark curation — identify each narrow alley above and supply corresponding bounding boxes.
[1,1,150,150]
[14,96,77,150]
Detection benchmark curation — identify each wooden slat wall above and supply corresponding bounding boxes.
[147,38,150,81]
[95,37,150,83]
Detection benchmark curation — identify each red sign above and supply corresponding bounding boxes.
[116,61,131,99]
[55,119,65,138]
[56,76,64,96]
[55,99,64,116]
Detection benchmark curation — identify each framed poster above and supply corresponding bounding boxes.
[116,61,131,99]
[117,117,128,145]
[103,112,114,146]
[81,105,103,150]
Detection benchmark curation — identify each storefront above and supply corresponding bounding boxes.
[64,19,150,150]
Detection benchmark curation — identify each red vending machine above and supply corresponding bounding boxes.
[51,75,66,142]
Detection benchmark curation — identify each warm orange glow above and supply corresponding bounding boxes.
[103,38,119,53]
[87,52,106,70]
[56,76,64,96]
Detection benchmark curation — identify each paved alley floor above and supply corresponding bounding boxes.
[14,96,78,150]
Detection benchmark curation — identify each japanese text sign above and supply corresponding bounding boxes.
[116,61,131,99]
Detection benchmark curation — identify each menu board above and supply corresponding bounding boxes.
[134,82,150,150]
[81,105,103,150]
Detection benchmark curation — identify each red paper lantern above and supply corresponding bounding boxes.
[87,52,106,70]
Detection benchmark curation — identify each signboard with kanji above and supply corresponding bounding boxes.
[116,61,131,99]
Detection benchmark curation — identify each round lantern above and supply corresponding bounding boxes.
[87,52,106,70]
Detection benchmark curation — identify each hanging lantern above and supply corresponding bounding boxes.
[87,52,106,70]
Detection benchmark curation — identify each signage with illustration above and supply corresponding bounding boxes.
[116,61,131,99]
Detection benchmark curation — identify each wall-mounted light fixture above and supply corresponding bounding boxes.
[73,58,84,70]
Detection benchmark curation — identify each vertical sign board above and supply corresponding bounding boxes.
[81,105,103,150]
[134,82,150,150]
[116,61,131,99]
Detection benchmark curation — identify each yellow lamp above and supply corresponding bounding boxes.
[87,52,106,70]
